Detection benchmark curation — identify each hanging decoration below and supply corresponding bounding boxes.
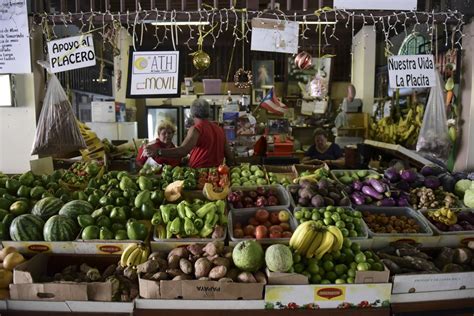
[192,50,211,71]
[234,68,253,89]
[294,51,313,70]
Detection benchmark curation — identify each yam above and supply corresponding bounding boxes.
[168,255,180,269]
[148,251,166,260]
[212,257,231,269]
[198,277,210,281]
[194,258,212,279]
[0,247,17,261]
[453,248,473,265]
[225,268,240,282]
[203,241,224,256]
[150,272,169,281]
[137,260,160,274]
[173,275,192,281]
[3,252,25,271]
[218,277,233,283]
[253,271,267,284]
[123,267,138,281]
[0,269,13,289]
[209,266,227,280]
[167,247,189,259]
[102,264,117,280]
[186,244,204,256]
[179,258,193,275]
[237,271,257,283]
[166,269,185,278]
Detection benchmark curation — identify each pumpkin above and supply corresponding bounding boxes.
[0,246,17,261]
[3,252,25,271]
[0,269,13,289]
[164,181,184,202]
[203,183,230,201]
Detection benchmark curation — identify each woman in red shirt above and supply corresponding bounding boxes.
[143,99,234,168]
[136,121,181,168]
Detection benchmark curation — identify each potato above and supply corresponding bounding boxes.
[212,257,231,269]
[150,272,169,281]
[173,275,192,280]
[188,254,201,264]
[137,260,160,274]
[218,277,233,283]
[237,272,257,283]
[186,244,204,256]
[206,254,219,262]
[203,241,224,256]
[212,225,225,239]
[166,269,185,278]
[123,267,138,281]
[194,258,212,279]
[148,251,166,260]
[209,266,227,280]
[168,247,189,259]
[225,268,240,282]
[198,277,210,281]
[0,247,17,261]
[253,271,267,284]
[224,252,233,259]
[179,258,193,275]
[168,255,180,269]
[102,264,117,280]
[153,258,168,272]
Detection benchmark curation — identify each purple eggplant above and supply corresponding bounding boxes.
[362,185,383,200]
[458,212,474,225]
[439,173,456,192]
[384,167,400,183]
[400,169,417,183]
[350,192,365,205]
[396,197,410,207]
[395,180,410,192]
[376,197,397,207]
[449,224,464,232]
[420,166,434,176]
[424,176,441,189]
[352,180,364,192]
[368,178,385,193]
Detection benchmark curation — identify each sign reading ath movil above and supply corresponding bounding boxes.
[388,54,436,89]
[128,50,180,98]
[47,34,96,73]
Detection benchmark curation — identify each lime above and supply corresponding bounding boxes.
[323,218,333,226]
[311,212,321,221]
[323,260,334,272]
[367,258,375,265]
[340,228,349,237]
[294,263,305,273]
[351,243,361,253]
[335,278,346,284]
[300,219,307,223]
[372,262,384,271]
[344,216,353,223]
[331,250,341,260]
[350,262,358,270]
[364,250,373,259]
[326,271,338,282]
[349,230,358,237]
[310,274,322,284]
[335,221,346,229]
[336,207,345,214]
[352,218,361,225]
[316,220,324,227]
[301,270,311,279]
[355,252,367,263]
[304,210,312,219]
[342,248,354,257]
[324,211,332,219]
[293,253,302,263]
[294,210,303,220]
[320,279,331,284]
[357,262,370,271]
[322,253,333,262]
[334,264,348,276]
[318,208,326,214]
[343,238,352,248]
[326,205,335,212]
[352,210,362,218]
[347,268,356,278]
[331,213,341,222]
[347,277,355,284]
[308,262,320,274]
[345,223,355,230]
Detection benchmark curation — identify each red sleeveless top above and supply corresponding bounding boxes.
[136,139,181,167]
[188,120,226,168]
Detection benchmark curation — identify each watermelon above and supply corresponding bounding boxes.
[58,200,93,219]
[31,197,64,220]
[43,215,79,241]
[9,214,45,241]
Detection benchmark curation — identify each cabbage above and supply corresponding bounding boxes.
[464,189,474,208]
[455,179,472,198]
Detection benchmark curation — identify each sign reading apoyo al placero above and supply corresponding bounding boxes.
[127,50,181,98]
[47,34,96,73]
[388,54,436,89]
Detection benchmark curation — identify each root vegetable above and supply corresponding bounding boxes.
[453,248,473,265]
[198,277,210,281]
[102,264,117,280]
[137,260,160,274]
[212,225,225,239]
[123,266,138,281]
[168,255,180,269]
[253,271,267,284]
[179,258,193,275]
[0,247,17,261]
[209,266,227,280]
[173,275,192,280]
[166,269,185,278]
[206,254,219,262]
[203,241,224,256]
[79,263,101,281]
[225,268,240,282]
[218,278,233,283]
[194,258,212,279]
[212,257,231,269]
[148,251,166,260]
[150,272,169,281]
[237,271,257,283]
[167,247,189,259]
[186,244,204,256]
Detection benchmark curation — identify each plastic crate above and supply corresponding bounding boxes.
[229,185,291,212]
[330,169,381,185]
[287,184,351,210]
[151,227,227,252]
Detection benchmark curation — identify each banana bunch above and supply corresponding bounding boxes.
[427,208,458,226]
[369,104,424,148]
[120,243,150,268]
[290,221,344,259]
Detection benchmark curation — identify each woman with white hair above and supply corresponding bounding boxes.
[144,98,233,168]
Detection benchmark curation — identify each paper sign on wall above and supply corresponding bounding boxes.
[388,54,436,89]
[127,50,181,98]
[0,0,31,74]
[334,0,417,10]
[47,34,96,73]
[251,18,299,54]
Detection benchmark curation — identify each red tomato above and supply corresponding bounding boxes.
[263,221,272,228]
[248,217,259,226]
[243,225,255,237]
[269,231,282,238]
[255,209,269,223]
[269,225,283,233]
[279,222,291,231]
[234,222,242,229]
[269,212,280,225]
[255,225,268,239]
[233,228,244,238]
[281,231,293,238]
[218,164,229,175]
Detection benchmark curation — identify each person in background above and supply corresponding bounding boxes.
[136,120,181,168]
[144,99,234,168]
[302,128,345,168]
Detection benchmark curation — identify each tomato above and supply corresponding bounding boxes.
[255,209,269,223]
[269,225,283,233]
[218,164,229,175]
[243,225,255,236]
[248,217,259,226]
[263,221,272,228]
[282,231,293,238]
[279,222,291,231]
[233,228,244,238]
[269,231,282,238]
[255,225,268,239]
[269,212,280,225]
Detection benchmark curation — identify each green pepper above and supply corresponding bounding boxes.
[219,213,228,226]
[177,202,186,219]
[166,221,173,239]
[151,210,163,226]
[169,217,181,235]
[155,224,166,239]
[204,208,216,226]
[199,224,214,238]
[215,200,226,214]
[184,206,196,219]
[196,203,217,218]
[184,218,195,236]
[160,205,172,224]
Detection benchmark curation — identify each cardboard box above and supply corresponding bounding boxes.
[10,254,113,301]
[1,241,75,254]
[138,275,160,299]
[91,101,116,122]
[159,280,265,300]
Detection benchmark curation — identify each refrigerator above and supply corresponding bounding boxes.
[146,107,181,145]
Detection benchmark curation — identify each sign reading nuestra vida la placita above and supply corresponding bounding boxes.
[47,34,96,73]
[127,50,181,98]
[388,54,436,89]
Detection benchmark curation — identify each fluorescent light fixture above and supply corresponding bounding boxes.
[298,21,337,25]
[150,21,210,26]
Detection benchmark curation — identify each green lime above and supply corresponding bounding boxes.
[331,214,341,222]
[372,262,384,271]
[310,274,322,284]
[321,279,331,284]
[294,210,303,220]
[344,216,353,223]
[294,263,305,273]
[318,208,325,214]
[349,230,358,237]
[342,247,354,257]
[323,218,333,226]
[347,277,355,284]
[331,250,341,260]
[326,205,335,212]
[350,262,358,270]
[308,262,320,274]
[351,243,361,253]
[352,210,362,218]
[347,268,356,278]
[293,253,302,263]
[326,271,337,282]
[304,210,312,219]
[364,250,373,259]
[345,222,355,230]
[336,207,345,214]
[335,264,348,276]
[355,253,367,263]
[311,212,321,221]
[343,237,352,248]
[335,278,346,284]
[352,218,361,225]
[322,253,333,262]
[367,258,375,265]
[301,271,311,279]
[335,221,346,229]
[323,260,334,272]
[340,228,349,237]
[357,262,370,271]
[324,211,332,219]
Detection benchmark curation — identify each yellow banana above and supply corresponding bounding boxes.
[327,226,344,252]
[126,247,142,267]
[290,221,313,248]
[120,243,139,267]
[297,228,316,256]
[314,231,335,260]
[139,246,150,265]
[305,231,324,258]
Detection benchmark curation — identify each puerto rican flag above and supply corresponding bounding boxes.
[259,88,288,115]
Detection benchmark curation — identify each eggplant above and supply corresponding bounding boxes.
[376,197,397,207]
[298,197,310,206]
[362,185,383,200]
[424,176,441,189]
[368,178,385,193]
[311,195,325,207]
[411,174,425,188]
[420,166,434,177]
[323,197,335,206]
[458,212,474,225]
[384,167,400,183]
[438,173,456,192]
[317,179,329,190]
[395,180,410,192]
[452,172,468,182]
[352,180,364,192]
[396,197,410,207]
[350,192,365,205]
[449,224,464,232]
[400,169,417,183]
[339,196,351,206]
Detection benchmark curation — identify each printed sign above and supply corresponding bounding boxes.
[314,286,346,301]
[388,54,436,89]
[334,0,417,10]
[127,50,181,98]
[251,18,299,54]
[47,34,96,73]
[0,0,31,73]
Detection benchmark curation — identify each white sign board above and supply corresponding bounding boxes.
[47,34,96,73]
[251,18,299,54]
[388,55,436,89]
[0,0,31,74]
[334,0,417,10]
[127,51,180,98]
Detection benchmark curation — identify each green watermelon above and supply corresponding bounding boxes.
[9,214,45,241]
[31,197,64,220]
[58,200,93,219]
[43,215,79,241]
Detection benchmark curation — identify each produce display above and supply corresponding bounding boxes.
[289,178,350,207]
[230,164,268,187]
[294,206,365,238]
[362,210,422,234]
[153,200,227,239]
[378,241,474,274]
[425,208,474,232]
[61,161,103,189]
[227,187,283,209]
[454,178,474,207]
[267,172,293,186]
[334,170,381,185]
[231,209,293,239]
[0,247,25,297]
[409,187,459,209]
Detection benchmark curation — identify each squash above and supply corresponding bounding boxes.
[0,246,17,261]
[202,183,230,201]
[0,269,13,289]
[164,181,184,202]
[3,252,25,271]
